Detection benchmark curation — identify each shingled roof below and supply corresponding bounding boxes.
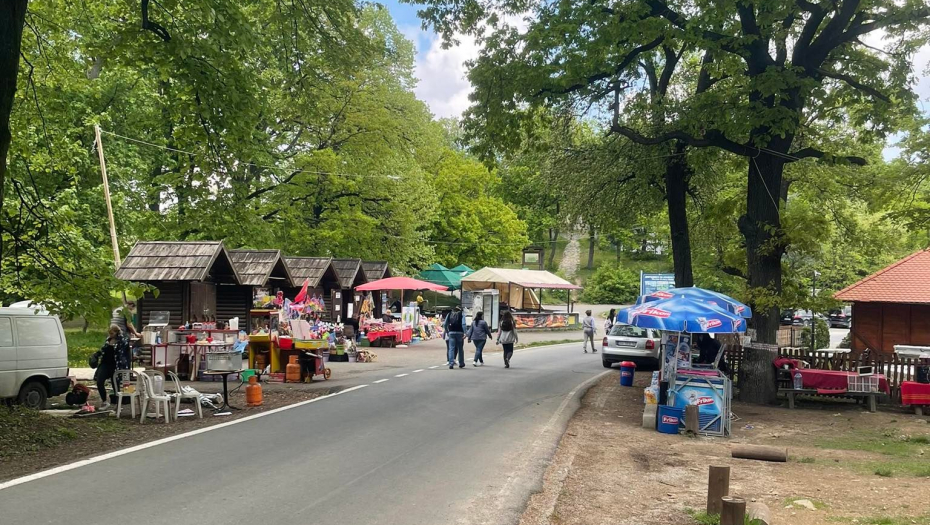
[332,258,368,289]
[229,249,294,287]
[284,257,338,287]
[362,261,391,281]
[115,241,240,283]
[835,248,930,304]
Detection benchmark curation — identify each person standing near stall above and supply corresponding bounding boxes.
[582,310,597,353]
[444,305,466,369]
[604,308,616,334]
[467,311,492,366]
[496,310,518,368]
[416,293,425,315]
[94,325,124,409]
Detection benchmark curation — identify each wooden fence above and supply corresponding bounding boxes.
[725,346,923,402]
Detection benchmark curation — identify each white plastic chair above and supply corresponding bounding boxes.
[168,371,203,420]
[139,373,172,424]
[112,369,140,419]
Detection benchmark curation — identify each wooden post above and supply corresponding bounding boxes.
[746,502,771,525]
[731,444,788,462]
[706,466,730,515]
[720,496,746,525]
[94,124,121,268]
[685,405,700,434]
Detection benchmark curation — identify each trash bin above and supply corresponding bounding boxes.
[619,361,636,387]
[656,405,684,434]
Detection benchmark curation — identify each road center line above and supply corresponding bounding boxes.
[0,383,369,492]
[395,373,409,377]
[373,379,389,384]
[428,366,439,369]
[412,369,424,373]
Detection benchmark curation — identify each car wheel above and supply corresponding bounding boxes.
[18,381,48,410]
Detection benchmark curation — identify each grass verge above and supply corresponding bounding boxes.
[0,407,127,460]
[517,339,582,349]
[815,428,930,478]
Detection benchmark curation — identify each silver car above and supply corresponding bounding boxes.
[602,323,660,369]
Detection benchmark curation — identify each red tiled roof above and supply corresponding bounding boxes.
[834,248,930,304]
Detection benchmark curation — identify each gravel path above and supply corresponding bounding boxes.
[558,231,581,279]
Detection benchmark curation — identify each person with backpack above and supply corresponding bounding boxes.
[444,305,467,369]
[93,325,123,409]
[582,310,597,353]
[496,310,518,368]
[466,310,492,366]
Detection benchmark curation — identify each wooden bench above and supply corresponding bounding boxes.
[779,388,881,413]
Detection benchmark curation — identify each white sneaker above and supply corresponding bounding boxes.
[100,402,111,410]
[473,361,478,367]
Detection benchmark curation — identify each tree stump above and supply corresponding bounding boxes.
[720,496,746,525]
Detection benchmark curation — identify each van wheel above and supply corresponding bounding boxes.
[18,382,48,410]
[602,359,612,369]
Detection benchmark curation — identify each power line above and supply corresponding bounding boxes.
[97,128,403,180]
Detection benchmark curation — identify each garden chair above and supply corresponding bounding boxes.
[139,373,172,424]
[112,369,140,419]
[168,371,203,420]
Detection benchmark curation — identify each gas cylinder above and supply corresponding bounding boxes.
[246,375,263,407]
[285,355,301,383]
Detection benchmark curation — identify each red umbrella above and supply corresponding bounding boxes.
[356,276,449,292]
[293,278,310,303]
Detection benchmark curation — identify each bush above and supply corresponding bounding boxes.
[800,317,830,350]
[838,332,851,349]
[582,264,640,304]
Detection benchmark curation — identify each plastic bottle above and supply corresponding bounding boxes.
[793,370,803,390]
[154,374,164,394]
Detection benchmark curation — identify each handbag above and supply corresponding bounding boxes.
[88,350,101,369]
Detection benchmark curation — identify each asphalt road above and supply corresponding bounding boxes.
[0,343,608,525]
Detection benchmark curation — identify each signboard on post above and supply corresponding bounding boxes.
[640,271,676,296]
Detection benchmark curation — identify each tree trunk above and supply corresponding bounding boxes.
[665,141,694,287]
[547,227,558,269]
[0,0,29,248]
[737,136,790,406]
[739,145,788,345]
[586,223,595,270]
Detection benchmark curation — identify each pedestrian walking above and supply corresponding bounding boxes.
[582,309,597,353]
[604,308,616,334]
[444,305,467,369]
[466,311,492,366]
[497,310,518,368]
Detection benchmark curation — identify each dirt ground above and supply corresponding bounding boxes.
[0,383,330,483]
[520,372,930,525]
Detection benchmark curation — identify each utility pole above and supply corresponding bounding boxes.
[94,124,121,268]
[811,270,820,351]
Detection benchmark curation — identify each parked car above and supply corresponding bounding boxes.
[828,306,852,328]
[602,323,661,369]
[780,310,796,326]
[0,307,71,409]
[790,310,827,327]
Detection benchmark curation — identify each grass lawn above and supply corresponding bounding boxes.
[65,328,108,368]
[816,428,930,478]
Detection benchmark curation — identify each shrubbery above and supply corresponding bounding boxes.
[582,264,640,304]
[800,317,831,350]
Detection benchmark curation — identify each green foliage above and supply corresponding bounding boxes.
[66,329,108,368]
[800,318,831,350]
[0,406,127,459]
[582,264,640,304]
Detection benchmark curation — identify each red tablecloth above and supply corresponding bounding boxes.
[366,328,412,344]
[798,369,890,394]
[901,381,930,406]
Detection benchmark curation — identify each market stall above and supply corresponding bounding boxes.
[620,289,750,437]
[355,276,448,346]
[460,268,582,328]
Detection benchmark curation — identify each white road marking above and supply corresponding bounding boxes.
[373,379,389,384]
[428,366,439,369]
[394,373,409,377]
[0,383,369,492]
[412,369,424,373]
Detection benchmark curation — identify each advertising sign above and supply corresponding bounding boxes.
[661,333,691,381]
[513,313,569,329]
[640,271,676,296]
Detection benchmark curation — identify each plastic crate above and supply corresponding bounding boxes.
[847,374,879,393]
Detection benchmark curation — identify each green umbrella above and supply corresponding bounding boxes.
[418,263,463,290]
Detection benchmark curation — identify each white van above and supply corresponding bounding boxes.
[0,307,71,409]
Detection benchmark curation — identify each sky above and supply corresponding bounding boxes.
[380,0,930,157]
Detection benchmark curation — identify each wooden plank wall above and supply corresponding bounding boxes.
[139,281,184,327]
[215,284,251,326]
[851,302,930,354]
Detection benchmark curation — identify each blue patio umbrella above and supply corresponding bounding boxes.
[618,296,746,334]
[635,287,752,319]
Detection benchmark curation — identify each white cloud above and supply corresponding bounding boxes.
[411,32,480,119]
